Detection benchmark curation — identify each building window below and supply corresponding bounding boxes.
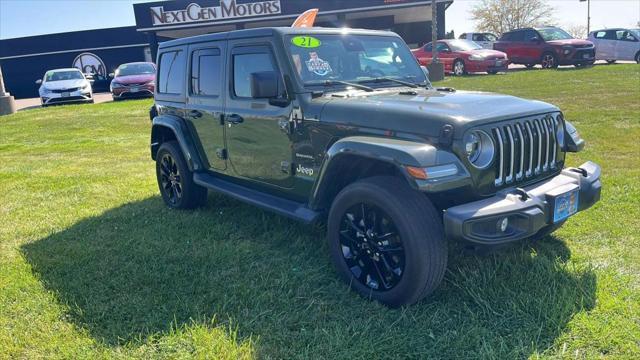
[190,48,222,97]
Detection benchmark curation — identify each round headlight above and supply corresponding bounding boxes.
[463,130,494,169]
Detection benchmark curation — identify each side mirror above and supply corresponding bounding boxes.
[109,73,115,78]
[35,79,42,85]
[250,71,279,99]
[530,37,540,43]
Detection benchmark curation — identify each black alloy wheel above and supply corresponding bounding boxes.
[338,202,405,291]
[327,176,447,307]
[159,153,183,206]
[156,141,207,209]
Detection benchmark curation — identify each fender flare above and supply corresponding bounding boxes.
[309,136,470,210]
[151,115,205,171]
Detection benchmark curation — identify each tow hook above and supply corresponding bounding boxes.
[569,167,588,177]
[514,188,529,201]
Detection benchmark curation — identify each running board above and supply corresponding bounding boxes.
[193,173,320,224]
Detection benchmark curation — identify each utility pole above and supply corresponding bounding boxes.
[0,64,17,116]
[587,0,590,34]
[432,0,438,65]
[427,0,444,81]
[580,0,591,34]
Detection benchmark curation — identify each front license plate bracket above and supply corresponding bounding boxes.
[546,184,580,223]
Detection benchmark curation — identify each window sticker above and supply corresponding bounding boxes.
[292,36,321,48]
[305,52,332,76]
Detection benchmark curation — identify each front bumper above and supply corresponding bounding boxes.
[444,161,601,244]
[559,48,596,65]
[112,84,154,99]
[467,59,510,73]
[41,90,92,106]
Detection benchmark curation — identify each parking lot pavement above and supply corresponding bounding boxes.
[15,92,113,111]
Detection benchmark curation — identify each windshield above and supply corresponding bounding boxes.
[45,70,84,82]
[116,63,155,77]
[630,29,640,38]
[286,34,427,88]
[447,40,483,51]
[538,27,573,41]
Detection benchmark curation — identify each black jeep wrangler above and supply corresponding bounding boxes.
[150,27,601,307]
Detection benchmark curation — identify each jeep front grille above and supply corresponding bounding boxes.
[492,115,562,187]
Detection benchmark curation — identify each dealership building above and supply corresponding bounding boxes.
[0,0,452,99]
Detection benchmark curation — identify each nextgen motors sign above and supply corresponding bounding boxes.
[150,0,282,26]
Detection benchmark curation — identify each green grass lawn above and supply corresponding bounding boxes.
[1,65,639,359]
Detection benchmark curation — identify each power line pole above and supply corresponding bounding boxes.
[432,0,438,65]
[580,0,591,33]
[427,0,444,81]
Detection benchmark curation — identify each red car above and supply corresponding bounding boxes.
[109,62,156,100]
[493,27,595,69]
[411,39,509,75]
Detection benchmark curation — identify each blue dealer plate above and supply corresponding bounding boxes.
[553,188,579,223]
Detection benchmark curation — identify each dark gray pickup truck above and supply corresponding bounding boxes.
[150,27,601,307]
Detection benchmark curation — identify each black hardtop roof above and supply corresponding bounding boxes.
[158,27,400,49]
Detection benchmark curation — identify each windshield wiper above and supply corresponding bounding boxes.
[359,77,418,88]
[306,79,374,92]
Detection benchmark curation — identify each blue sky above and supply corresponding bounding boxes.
[1,0,639,40]
[0,0,159,39]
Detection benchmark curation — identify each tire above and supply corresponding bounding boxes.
[540,52,558,69]
[453,59,466,76]
[606,60,616,64]
[327,176,447,307]
[525,64,536,69]
[635,52,640,64]
[156,141,207,209]
[487,70,498,75]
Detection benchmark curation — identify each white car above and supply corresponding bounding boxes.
[36,68,94,107]
[588,28,640,63]
[459,32,498,49]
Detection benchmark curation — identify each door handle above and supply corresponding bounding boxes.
[227,114,244,125]
[189,110,203,119]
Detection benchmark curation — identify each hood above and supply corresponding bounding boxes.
[318,88,558,139]
[113,74,155,84]
[547,39,593,47]
[461,49,507,59]
[43,79,87,90]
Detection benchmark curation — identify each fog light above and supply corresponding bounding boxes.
[498,217,509,232]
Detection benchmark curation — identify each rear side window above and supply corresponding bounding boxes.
[158,50,185,94]
[616,30,635,41]
[233,52,277,98]
[523,30,538,41]
[500,32,513,41]
[190,48,222,97]
[501,31,525,41]
[435,42,450,52]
